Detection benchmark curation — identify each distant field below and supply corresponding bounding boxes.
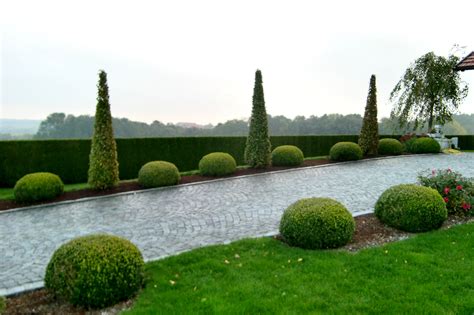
[0,119,40,135]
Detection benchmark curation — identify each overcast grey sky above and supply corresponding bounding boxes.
[1,0,474,124]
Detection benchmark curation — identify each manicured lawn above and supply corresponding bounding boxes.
[304,155,328,160]
[0,188,15,200]
[125,222,474,314]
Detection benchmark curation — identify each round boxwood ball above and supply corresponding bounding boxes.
[329,142,363,161]
[199,152,236,176]
[375,184,447,232]
[412,137,441,154]
[14,172,64,203]
[378,138,403,155]
[138,161,180,188]
[45,234,144,308]
[279,198,355,249]
[272,145,304,166]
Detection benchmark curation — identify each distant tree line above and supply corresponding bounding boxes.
[32,112,474,140]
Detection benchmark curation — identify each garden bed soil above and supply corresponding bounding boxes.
[5,213,473,314]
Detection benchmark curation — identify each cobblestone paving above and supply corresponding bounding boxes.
[1,154,473,295]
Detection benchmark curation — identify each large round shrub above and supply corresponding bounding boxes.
[279,198,355,249]
[45,234,144,308]
[138,161,180,188]
[14,172,64,203]
[375,184,447,232]
[378,138,403,155]
[412,137,441,154]
[329,142,363,162]
[271,145,304,166]
[199,152,236,176]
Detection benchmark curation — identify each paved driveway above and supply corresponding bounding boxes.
[1,153,473,296]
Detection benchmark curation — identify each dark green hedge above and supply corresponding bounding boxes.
[0,140,91,187]
[1,135,472,186]
[456,135,474,150]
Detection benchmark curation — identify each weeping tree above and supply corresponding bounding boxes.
[88,70,119,189]
[359,75,378,156]
[390,52,468,130]
[244,69,271,168]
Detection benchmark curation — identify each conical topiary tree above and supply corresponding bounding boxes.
[244,69,271,168]
[359,74,379,156]
[88,70,119,189]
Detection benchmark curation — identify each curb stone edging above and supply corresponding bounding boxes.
[0,154,437,215]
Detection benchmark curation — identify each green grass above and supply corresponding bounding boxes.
[178,170,201,176]
[304,155,328,161]
[125,222,474,314]
[0,188,15,200]
[462,150,474,152]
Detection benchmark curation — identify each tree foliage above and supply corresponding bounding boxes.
[88,70,119,189]
[244,70,271,168]
[390,52,468,130]
[32,112,474,139]
[358,75,379,156]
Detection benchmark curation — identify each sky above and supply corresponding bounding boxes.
[1,0,474,125]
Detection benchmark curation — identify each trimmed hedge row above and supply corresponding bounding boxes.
[0,139,91,187]
[1,135,473,186]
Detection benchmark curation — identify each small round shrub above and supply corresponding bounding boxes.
[279,198,355,249]
[375,184,447,232]
[45,234,144,308]
[378,138,403,155]
[271,145,304,166]
[199,152,236,176]
[329,142,363,162]
[412,137,441,154]
[14,172,64,203]
[138,161,180,188]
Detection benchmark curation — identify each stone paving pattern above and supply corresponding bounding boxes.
[1,154,473,295]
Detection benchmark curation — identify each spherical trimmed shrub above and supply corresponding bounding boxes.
[374,184,447,232]
[329,142,363,162]
[138,161,180,188]
[378,138,403,155]
[412,137,441,154]
[199,152,236,176]
[271,145,304,166]
[14,172,64,203]
[45,234,144,308]
[279,198,355,249]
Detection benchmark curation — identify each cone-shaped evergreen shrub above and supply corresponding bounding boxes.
[359,75,379,156]
[88,70,119,190]
[245,69,271,168]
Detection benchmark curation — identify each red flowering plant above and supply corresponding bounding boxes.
[418,169,474,215]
